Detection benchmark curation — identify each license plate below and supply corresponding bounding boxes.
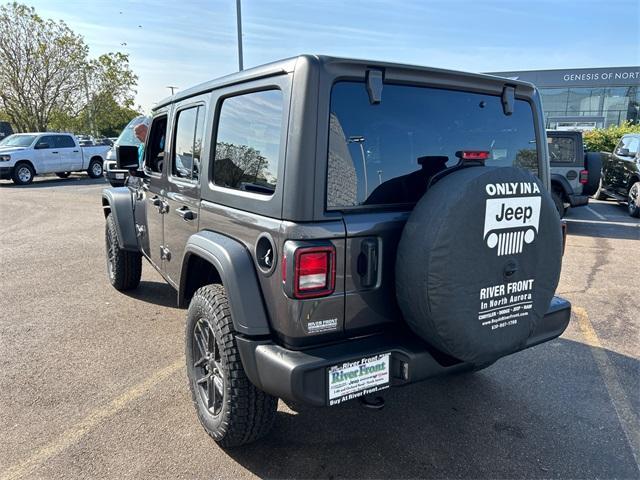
[327,353,390,406]
[115,173,125,179]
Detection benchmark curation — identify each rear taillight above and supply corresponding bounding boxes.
[293,246,335,299]
[579,169,588,185]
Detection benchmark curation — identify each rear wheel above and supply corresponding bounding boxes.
[552,188,566,218]
[12,162,35,185]
[186,284,277,448]
[88,159,103,178]
[55,172,71,178]
[105,213,141,290]
[628,182,640,218]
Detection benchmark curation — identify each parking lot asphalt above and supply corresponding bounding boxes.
[1,174,638,480]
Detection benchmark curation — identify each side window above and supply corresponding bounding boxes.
[171,106,205,181]
[36,135,55,149]
[618,136,639,156]
[547,136,576,163]
[58,135,76,148]
[144,115,168,175]
[213,89,283,195]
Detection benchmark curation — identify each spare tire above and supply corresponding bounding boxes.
[396,166,562,365]
[582,152,602,196]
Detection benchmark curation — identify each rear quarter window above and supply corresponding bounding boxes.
[327,82,539,208]
[213,89,283,196]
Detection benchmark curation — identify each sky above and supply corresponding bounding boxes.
[29,0,640,111]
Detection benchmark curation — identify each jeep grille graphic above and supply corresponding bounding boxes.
[496,230,525,256]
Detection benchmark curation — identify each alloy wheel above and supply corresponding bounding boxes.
[193,318,224,416]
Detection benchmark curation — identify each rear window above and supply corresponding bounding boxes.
[548,136,577,163]
[327,82,539,208]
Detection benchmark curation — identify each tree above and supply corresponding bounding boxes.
[0,2,137,134]
[583,122,640,153]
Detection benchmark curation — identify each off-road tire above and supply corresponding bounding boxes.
[593,177,608,200]
[12,162,35,185]
[628,182,640,218]
[185,284,277,448]
[552,188,566,218]
[87,159,103,178]
[55,172,71,178]
[105,213,141,290]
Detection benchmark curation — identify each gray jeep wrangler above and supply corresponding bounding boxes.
[102,55,571,447]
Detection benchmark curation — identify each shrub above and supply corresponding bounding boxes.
[583,122,640,152]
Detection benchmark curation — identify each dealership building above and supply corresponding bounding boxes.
[488,66,639,130]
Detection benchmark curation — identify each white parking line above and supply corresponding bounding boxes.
[564,218,640,228]
[585,206,607,220]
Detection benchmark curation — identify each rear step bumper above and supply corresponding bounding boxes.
[236,296,571,407]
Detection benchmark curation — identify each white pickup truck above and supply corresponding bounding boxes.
[0,132,110,185]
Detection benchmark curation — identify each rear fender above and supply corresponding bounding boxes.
[179,230,271,336]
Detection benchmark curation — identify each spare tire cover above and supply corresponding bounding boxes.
[396,166,562,365]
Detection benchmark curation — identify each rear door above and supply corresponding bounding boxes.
[327,81,541,336]
[57,135,82,170]
[164,102,206,287]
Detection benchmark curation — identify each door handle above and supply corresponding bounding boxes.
[52,151,59,154]
[73,150,79,153]
[176,207,196,221]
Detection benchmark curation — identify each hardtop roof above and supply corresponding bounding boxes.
[152,54,537,110]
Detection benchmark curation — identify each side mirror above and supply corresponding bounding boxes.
[617,147,630,157]
[116,145,139,170]
[35,143,49,150]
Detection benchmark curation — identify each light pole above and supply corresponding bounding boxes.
[236,0,244,71]
[166,86,178,95]
[348,135,368,197]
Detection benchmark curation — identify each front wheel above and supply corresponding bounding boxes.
[186,284,277,448]
[88,159,103,178]
[628,182,640,218]
[105,213,141,290]
[12,162,35,185]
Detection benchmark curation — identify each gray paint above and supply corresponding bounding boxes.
[180,230,271,335]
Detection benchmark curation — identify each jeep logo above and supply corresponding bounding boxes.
[484,195,541,256]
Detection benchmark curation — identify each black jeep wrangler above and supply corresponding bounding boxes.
[102,55,570,447]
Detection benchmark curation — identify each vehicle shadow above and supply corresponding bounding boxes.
[123,281,178,309]
[223,339,639,479]
[0,175,106,189]
[565,219,640,240]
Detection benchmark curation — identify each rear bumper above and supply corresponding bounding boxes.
[568,194,589,207]
[237,296,571,407]
[0,166,13,180]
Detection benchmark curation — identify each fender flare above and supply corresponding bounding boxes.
[179,230,271,336]
[550,174,574,198]
[101,187,138,251]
